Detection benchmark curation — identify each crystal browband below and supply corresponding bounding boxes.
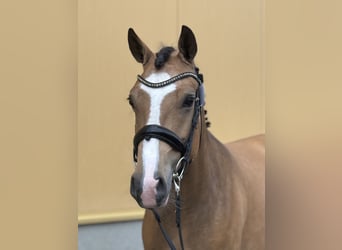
[137,72,202,88]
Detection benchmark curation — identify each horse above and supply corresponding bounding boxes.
[127,25,264,250]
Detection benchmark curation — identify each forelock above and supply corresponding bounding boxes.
[154,47,175,69]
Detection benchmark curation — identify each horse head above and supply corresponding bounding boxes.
[127,26,204,208]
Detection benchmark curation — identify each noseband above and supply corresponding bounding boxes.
[133,71,204,179]
[132,70,204,250]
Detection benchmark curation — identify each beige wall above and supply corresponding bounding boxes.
[266,1,342,249]
[78,0,265,224]
[0,1,77,249]
[2,0,341,248]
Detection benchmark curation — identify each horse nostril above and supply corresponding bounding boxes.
[130,175,142,200]
[155,177,167,205]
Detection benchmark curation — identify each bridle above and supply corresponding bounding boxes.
[133,70,204,178]
[132,69,204,250]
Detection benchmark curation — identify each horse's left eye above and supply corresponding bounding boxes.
[182,95,195,108]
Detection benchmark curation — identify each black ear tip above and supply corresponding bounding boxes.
[128,28,135,37]
[180,25,196,42]
[181,25,192,33]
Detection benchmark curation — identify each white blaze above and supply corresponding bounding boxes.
[139,72,176,204]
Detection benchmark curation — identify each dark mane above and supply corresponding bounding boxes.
[204,110,211,128]
[154,46,175,69]
[195,66,211,128]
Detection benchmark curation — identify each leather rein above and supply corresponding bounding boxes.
[133,69,204,250]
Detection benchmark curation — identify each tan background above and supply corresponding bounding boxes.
[78,0,265,224]
[0,1,77,249]
[2,0,341,249]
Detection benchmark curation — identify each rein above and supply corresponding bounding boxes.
[133,69,204,250]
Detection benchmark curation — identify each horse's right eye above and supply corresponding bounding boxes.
[182,95,195,108]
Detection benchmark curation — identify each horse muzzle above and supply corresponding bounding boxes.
[130,172,170,208]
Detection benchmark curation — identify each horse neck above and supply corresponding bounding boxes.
[152,113,233,226]
[180,114,234,211]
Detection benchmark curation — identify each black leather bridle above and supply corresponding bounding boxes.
[132,69,204,250]
[133,70,204,180]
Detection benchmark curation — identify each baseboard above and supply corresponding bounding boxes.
[78,210,144,225]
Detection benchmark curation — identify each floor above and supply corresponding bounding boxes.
[78,220,144,250]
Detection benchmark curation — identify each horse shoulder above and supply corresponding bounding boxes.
[224,134,265,250]
[224,133,265,198]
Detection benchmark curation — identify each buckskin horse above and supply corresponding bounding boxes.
[127,25,264,250]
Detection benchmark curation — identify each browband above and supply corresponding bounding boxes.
[137,72,202,88]
[137,72,205,106]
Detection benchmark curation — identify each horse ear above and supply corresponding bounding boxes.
[128,28,153,64]
[178,25,198,63]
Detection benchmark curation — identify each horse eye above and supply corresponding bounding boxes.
[182,95,195,108]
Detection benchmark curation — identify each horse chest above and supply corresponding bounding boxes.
[142,201,244,250]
